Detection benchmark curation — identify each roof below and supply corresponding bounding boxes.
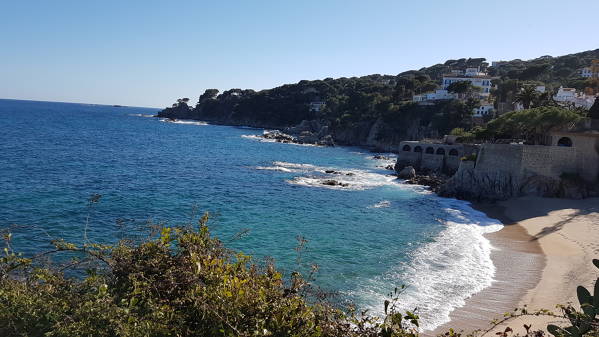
[442,74,492,79]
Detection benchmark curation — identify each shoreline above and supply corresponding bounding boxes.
[433,197,599,335]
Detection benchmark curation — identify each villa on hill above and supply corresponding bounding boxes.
[412,66,496,118]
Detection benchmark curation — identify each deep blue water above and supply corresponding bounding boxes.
[0,99,502,330]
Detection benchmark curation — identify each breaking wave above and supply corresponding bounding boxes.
[241,133,318,146]
[128,113,156,117]
[159,118,208,126]
[254,159,503,331]
[347,198,502,331]
[369,200,391,208]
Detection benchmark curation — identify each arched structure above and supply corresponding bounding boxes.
[557,137,573,147]
[449,149,459,156]
[414,146,422,153]
[436,148,446,155]
[402,144,411,151]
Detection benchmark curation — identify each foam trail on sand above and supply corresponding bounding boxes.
[347,198,503,331]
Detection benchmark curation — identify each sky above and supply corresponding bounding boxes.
[1,1,598,108]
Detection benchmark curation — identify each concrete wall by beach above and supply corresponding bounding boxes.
[475,143,579,182]
[550,133,599,183]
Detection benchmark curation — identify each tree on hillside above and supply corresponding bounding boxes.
[447,81,473,94]
[484,106,582,144]
[589,97,599,119]
[514,85,539,109]
[198,89,220,105]
[532,91,556,108]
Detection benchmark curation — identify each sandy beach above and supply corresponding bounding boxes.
[433,196,599,335]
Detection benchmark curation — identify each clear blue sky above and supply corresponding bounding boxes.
[1,0,598,108]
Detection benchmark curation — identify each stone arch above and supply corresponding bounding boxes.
[402,144,411,151]
[425,147,435,154]
[436,148,446,155]
[449,149,459,156]
[557,137,573,147]
[414,146,422,153]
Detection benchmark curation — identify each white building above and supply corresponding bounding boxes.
[413,89,456,102]
[308,101,326,112]
[554,86,576,101]
[553,86,596,109]
[580,67,593,78]
[473,103,494,117]
[441,75,493,97]
[464,67,485,76]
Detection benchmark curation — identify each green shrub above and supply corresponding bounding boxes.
[460,153,477,162]
[0,214,419,337]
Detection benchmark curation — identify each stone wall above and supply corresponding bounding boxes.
[521,145,578,179]
[439,142,588,201]
[550,132,599,183]
[475,144,578,181]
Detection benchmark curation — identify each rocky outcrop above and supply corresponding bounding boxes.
[259,120,336,146]
[397,166,416,179]
[284,120,335,146]
[438,161,521,201]
[262,130,296,143]
[156,103,193,119]
[404,174,446,192]
[438,161,594,201]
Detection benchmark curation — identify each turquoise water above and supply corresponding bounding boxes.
[0,99,502,330]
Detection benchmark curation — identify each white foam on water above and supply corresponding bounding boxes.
[240,134,319,147]
[347,198,503,331]
[369,200,391,208]
[128,113,156,117]
[253,158,502,331]
[159,118,208,126]
[287,167,399,191]
[256,160,427,192]
[255,166,301,173]
[272,161,317,170]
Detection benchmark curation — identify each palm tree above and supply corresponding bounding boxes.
[514,85,538,109]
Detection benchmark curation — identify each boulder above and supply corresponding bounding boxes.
[322,180,349,187]
[397,166,416,179]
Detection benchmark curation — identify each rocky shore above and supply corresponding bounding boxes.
[394,164,449,193]
[261,120,335,146]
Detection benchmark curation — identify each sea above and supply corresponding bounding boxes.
[0,99,503,331]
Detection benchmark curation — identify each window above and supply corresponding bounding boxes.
[402,145,411,151]
[449,149,459,156]
[436,148,446,155]
[414,146,422,152]
[425,147,434,154]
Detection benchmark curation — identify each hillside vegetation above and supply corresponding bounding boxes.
[158,49,599,149]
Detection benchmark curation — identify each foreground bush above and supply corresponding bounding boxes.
[1,211,597,337]
[0,214,418,337]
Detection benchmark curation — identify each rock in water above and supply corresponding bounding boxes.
[322,180,349,187]
[397,166,416,179]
